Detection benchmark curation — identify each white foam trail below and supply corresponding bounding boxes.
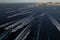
[0,29,11,40]
[22,30,30,40]
[6,8,24,13]
[5,14,34,30]
[6,10,16,13]
[36,24,41,40]
[7,11,32,18]
[6,7,31,13]
[21,11,27,12]
[40,12,47,16]
[0,20,16,28]
[11,19,31,32]
[47,14,60,31]
[24,11,32,13]
[5,20,22,30]
[11,14,36,32]
[15,23,30,40]
[11,18,31,32]
[12,14,37,32]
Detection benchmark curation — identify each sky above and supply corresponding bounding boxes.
[0,0,60,3]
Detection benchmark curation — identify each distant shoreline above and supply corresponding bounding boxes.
[36,2,60,6]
